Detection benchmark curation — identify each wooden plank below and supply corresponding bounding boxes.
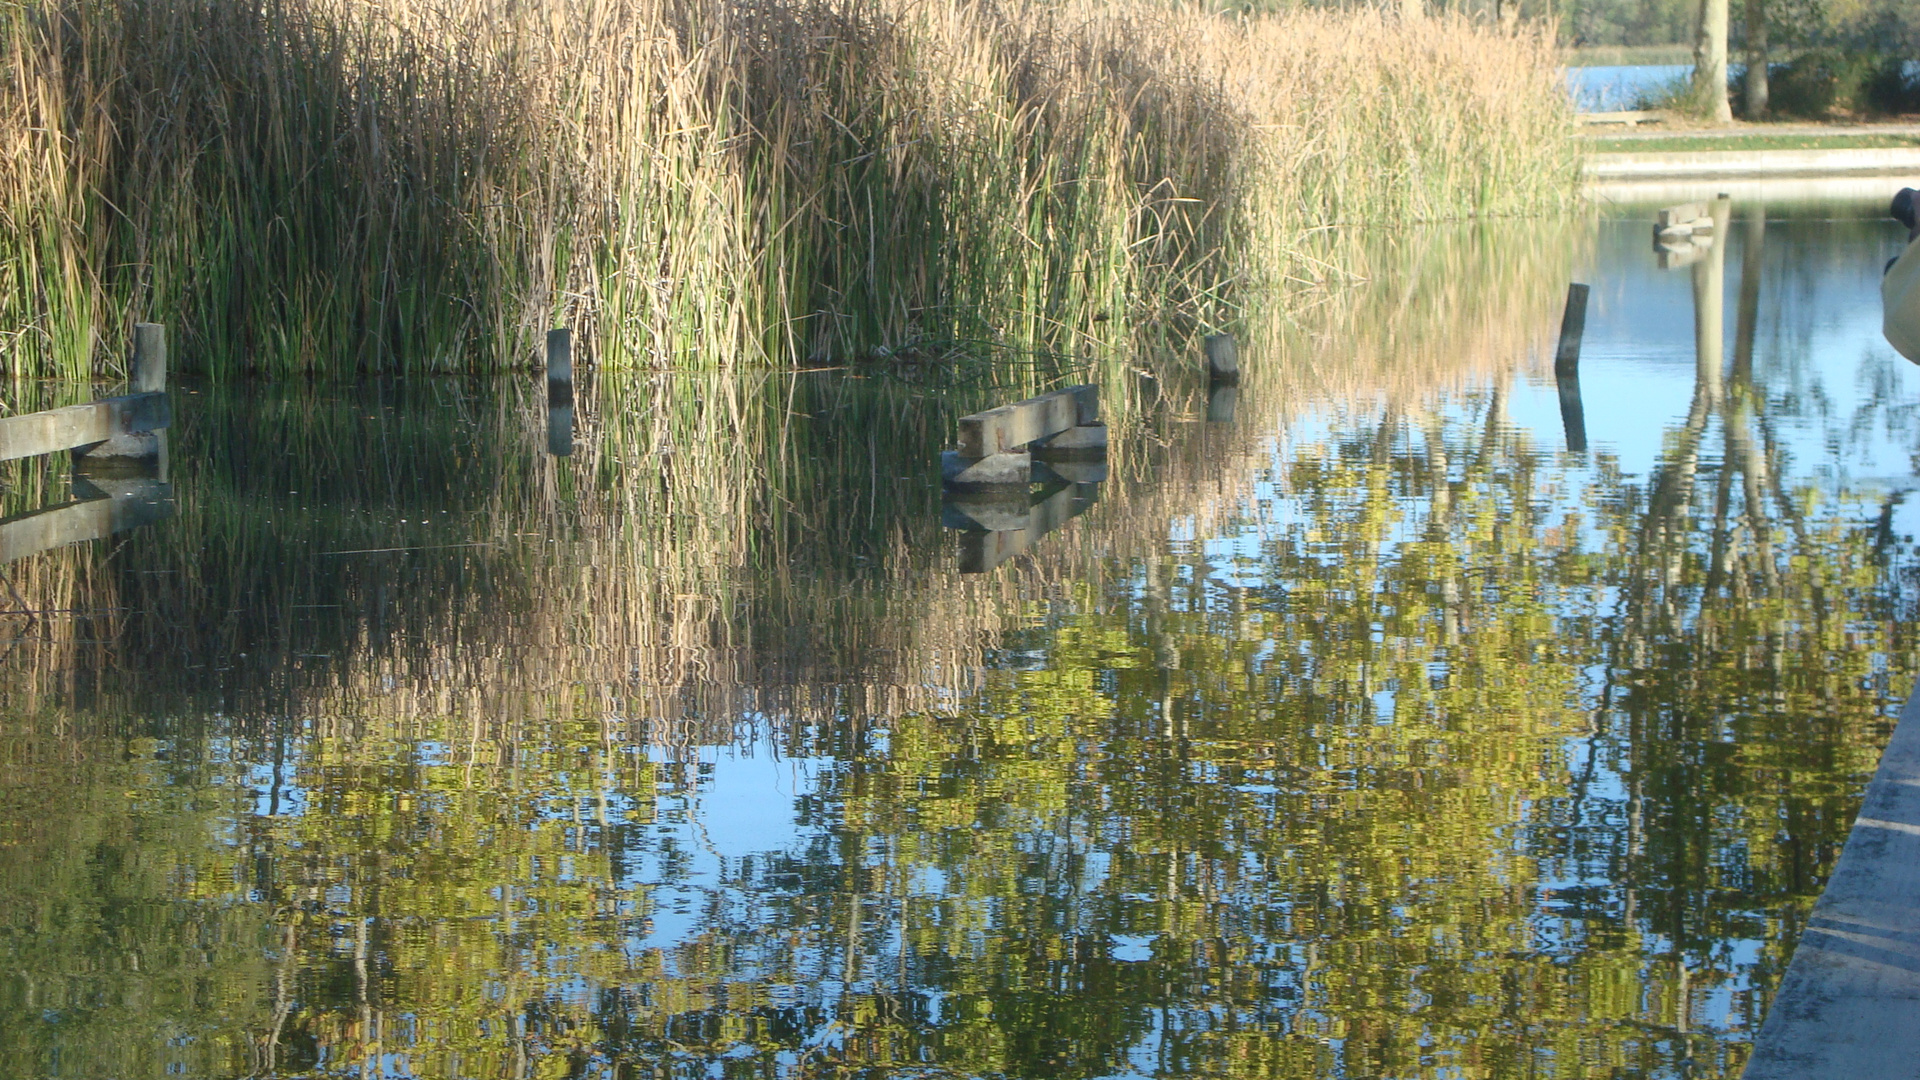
[0,393,170,464]
[0,480,173,564]
[1657,201,1708,229]
[957,385,1097,458]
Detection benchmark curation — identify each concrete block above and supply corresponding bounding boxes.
[957,385,1098,457]
[941,449,1032,491]
[1032,421,1107,456]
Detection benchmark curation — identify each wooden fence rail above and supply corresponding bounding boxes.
[0,323,170,464]
[0,323,175,564]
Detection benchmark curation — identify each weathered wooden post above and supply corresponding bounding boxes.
[1555,284,1589,452]
[1554,283,1588,380]
[74,323,168,470]
[130,322,166,393]
[1204,333,1239,385]
[547,328,573,457]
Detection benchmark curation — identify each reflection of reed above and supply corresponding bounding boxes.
[0,219,1587,743]
[8,214,1917,1079]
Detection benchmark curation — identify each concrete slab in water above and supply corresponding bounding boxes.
[1744,690,1920,1080]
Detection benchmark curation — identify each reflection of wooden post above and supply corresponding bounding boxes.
[1555,284,1589,452]
[1556,371,1588,454]
[546,329,573,457]
[1206,383,1238,424]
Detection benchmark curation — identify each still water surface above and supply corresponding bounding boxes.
[3,199,1919,1079]
[1564,65,1691,112]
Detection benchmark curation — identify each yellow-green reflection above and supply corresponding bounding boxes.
[1,209,1913,1079]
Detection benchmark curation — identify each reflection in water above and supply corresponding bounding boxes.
[1553,283,1589,453]
[944,483,1102,574]
[3,212,1918,1079]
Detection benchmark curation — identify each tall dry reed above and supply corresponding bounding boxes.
[0,0,1575,380]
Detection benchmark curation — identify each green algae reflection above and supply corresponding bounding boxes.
[1,208,1916,1079]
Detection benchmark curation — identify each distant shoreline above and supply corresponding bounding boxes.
[1562,44,1694,67]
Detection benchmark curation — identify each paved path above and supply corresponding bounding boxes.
[1586,147,1920,180]
[1743,690,1920,1079]
[1588,122,1920,143]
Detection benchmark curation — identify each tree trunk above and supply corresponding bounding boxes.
[1693,0,1733,122]
[1743,0,1769,117]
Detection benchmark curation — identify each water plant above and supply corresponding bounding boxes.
[0,0,1577,381]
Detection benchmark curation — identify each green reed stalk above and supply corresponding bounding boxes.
[0,0,1576,381]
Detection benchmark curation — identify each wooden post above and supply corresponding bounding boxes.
[546,329,573,405]
[1554,283,1589,380]
[69,322,170,471]
[1204,333,1239,384]
[1554,283,1591,452]
[547,329,573,457]
[131,322,166,393]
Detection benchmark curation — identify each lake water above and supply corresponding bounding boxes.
[4,194,1919,1079]
[1566,64,1693,112]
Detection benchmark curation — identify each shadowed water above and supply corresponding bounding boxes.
[3,201,1918,1079]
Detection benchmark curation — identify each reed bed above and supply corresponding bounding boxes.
[0,0,1576,380]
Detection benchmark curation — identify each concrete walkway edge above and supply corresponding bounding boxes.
[1743,689,1920,1079]
[1587,147,1920,181]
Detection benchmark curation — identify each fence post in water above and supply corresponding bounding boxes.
[131,322,166,393]
[1204,333,1239,385]
[547,328,574,457]
[75,322,168,470]
[1555,284,1589,452]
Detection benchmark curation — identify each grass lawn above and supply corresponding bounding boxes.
[1585,132,1920,153]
